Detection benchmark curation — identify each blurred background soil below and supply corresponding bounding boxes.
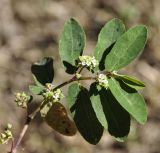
[0,0,160,153]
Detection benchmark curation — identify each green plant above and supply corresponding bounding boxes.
[0,18,148,152]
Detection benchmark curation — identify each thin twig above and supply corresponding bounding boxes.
[77,66,84,74]
[10,123,29,153]
[10,102,44,153]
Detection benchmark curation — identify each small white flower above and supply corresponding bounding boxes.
[78,55,98,71]
[53,93,59,101]
[43,88,64,102]
[92,57,98,67]
[82,61,86,66]
[97,74,109,88]
[53,89,64,102]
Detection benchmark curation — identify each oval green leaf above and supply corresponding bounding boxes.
[31,57,54,86]
[68,83,103,145]
[108,77,147,124]
[116,74,145,90]
[94,18,125,70]
[105,25,147,71]
[59,18,86,74]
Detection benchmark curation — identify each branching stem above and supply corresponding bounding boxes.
[10,75,96,153]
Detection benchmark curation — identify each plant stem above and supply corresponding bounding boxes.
[10,122,29,153]
[10,106,40,153]
[53,76,95,91]
[10,75,96,153]
[77,66,84,74]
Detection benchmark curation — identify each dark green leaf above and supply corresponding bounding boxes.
[28,95,33,104]
[116,75,145,90]
[100,89,130,141]
[29,85,45,95]
[108,78,147,124]
[90,83,130,141]
[31,57,54,86]
[59,18,86,74]
[105,25,147,71]
[68,83,103,144]
[94,18,125,70]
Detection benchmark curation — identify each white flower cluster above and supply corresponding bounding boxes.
[0,123,13,144]
[14,92,31,108]
[43,84,64,102]
[97,74,109,88]
[78,56,98,70]
[52,89,64,102]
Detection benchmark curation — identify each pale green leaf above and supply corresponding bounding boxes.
[94,18,125,70]
[59,18,86,74]
[90,83,108,129]
[29,85,45,95]
[105,25,147,71]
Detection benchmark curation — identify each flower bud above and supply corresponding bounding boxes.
[15,92,31,108]
[0,123,13,144]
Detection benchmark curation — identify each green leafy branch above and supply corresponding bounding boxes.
[0,18,148,153]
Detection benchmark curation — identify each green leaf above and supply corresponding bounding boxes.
[67,83,81,108]
[31,57,54,86]
[108,78,147,124]
[116,74,145,90]
[68,83,103,145]
[90,83,130,141]
[94,18,125,71]
[89,83,108,129]
[105,25,147,71]
[29,85,45,95]
[59,18,86,74]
